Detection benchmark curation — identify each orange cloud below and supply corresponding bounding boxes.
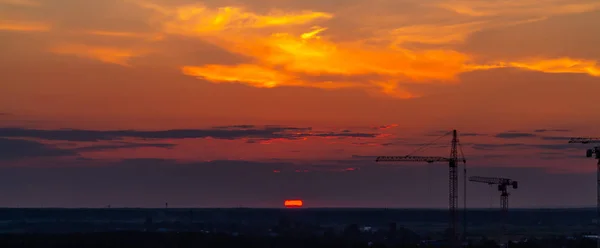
[0,20,49,32]
[508,58,600,77]
[244,30,470,79]
[128,1,600,97]
[49,44,146,67]
[182,64,368,89]
[182,64,290,88]
[176,21,470,98]
[464,57,600,77]
[138,1,333,34]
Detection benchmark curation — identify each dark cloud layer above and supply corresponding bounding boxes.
[0,126,382,160]
[495,132,537,139]
[73,142,176,152]
[0,126,379,142]
[534,129,571,133]
[0,138,176,160]
[0,138,76,160]
[471,143,579,151]
[540,136,575,141]
[213,125,257,129]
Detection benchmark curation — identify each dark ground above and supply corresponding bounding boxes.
[0,208,597,247]
[0,208,595,234]
[0,231,597,248]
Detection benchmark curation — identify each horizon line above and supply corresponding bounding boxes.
[0,207,595,210]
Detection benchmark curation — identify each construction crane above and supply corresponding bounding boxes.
[469,177,518,225]
[375,130,467,248]
[568,137,600,248]
[469,176,518,245]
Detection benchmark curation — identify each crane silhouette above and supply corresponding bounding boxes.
[375,129,467,247]
[469,176,518,220]
[469,176,518,245]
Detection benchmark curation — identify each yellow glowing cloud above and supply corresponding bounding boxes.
[139,2,332,35]
[300,26,327,39]
[509,58,600,77]
[464,58,600,77]
[0,20,49,31]
[182,64,371,90]
[182,64,291,88]
[50,44,145,67]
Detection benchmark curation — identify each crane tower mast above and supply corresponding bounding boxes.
[450,129,459,242]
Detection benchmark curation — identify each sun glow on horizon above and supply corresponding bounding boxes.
[284,199,303,208]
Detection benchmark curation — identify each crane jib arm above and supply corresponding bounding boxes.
[469,176,512,185]
[375,156,451,163]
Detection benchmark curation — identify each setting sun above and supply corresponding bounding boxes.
[284,200,303,208]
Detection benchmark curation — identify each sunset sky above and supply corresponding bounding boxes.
[1,0,600,208]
